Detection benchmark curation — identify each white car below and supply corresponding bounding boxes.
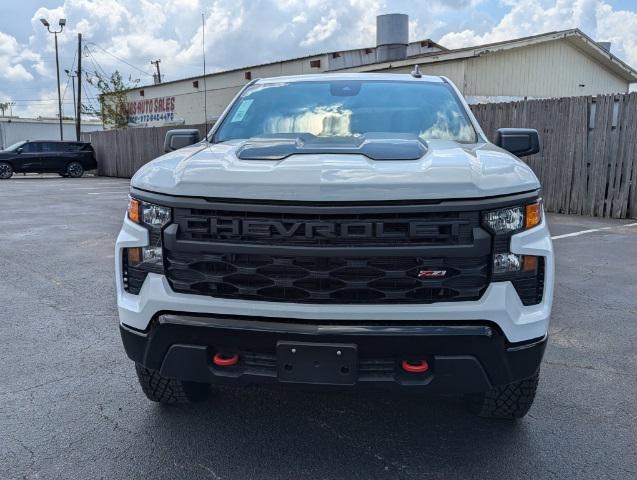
[116,72,553,418]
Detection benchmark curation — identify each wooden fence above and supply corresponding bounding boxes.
[82,123,208,178]
[471,93,637,219]
[82,93,637,218]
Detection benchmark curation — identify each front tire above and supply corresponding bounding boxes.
[467,371,539,419]
[66,161,84,178]
[0,162,13,179]
[135,363,210,404]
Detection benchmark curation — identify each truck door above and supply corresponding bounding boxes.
[15,142,43,171]
[39,142,63,172]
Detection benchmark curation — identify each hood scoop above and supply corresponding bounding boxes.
[235,133,427,161]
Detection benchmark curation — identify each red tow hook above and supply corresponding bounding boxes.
[213,352,239,367]
[401,359,429,374]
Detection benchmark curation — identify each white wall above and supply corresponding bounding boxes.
[0,120,102,149]
[368,39,629,99]
[463,39,628,98]
[124,55,329,126]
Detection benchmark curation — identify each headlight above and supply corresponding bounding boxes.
[484,198,545,306]
[482,199,542,234]
[123,197,170,294]
[128,197,171,228]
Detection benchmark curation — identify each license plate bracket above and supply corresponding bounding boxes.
[277,341,358,385]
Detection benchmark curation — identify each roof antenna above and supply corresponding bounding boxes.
[411,64,422,78]
[202,13,209,141]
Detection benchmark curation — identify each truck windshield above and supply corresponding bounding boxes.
[214,80,477,143]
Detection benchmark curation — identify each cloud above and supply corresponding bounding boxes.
[0,32,35,82]
[596,3,637,66]
[301,9,339,46]
[437,0,637,69]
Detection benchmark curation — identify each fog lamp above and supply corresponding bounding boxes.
[493,253,539,274]
[493,252,522,274]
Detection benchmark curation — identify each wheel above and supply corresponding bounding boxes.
[467,371,539,419]
[135,363,210,404]
[0,162,13,179]
[66,161,84,178]
[58,173,69,177]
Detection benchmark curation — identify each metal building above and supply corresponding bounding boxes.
[117,14,637,127]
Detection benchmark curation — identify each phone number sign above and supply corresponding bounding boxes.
[128,96,176,125]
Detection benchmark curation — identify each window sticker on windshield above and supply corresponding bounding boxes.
[231,99,254,122]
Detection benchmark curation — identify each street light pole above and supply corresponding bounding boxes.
[40,18,66,140]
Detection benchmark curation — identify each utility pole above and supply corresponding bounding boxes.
[151,59,162,84]
[40,17,66,140]
[76,33,82,141]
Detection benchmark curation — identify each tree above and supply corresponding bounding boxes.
[0,102,8,117]
[85,70,139,128]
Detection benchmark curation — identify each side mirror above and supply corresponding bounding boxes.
[16,147,23,154]
[495,128,540,157]
[164,129,200,152]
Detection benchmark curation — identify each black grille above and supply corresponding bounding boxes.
[165,251,489,304]
[172,208,479,246]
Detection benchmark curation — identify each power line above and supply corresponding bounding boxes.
[79,75,100,114]
[60,49,78,107]
[84,46,109,80]
[9,101,76,105]
[85,42,153,77]
[1,98,75,103]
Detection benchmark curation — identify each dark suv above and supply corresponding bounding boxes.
[0,140,97,179]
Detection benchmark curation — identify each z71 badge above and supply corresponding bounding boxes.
[418,270,447,278]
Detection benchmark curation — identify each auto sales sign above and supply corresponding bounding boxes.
[128,96,177,125]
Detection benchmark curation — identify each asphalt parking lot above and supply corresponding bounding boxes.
[1,175,636,480]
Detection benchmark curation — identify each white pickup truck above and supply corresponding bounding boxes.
[116,72,553,419]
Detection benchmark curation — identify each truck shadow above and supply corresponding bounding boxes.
[135,385,533,478]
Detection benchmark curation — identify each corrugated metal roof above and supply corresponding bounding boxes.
[254,72,445,83]
[127,39,446,91]
[124,29,637,93]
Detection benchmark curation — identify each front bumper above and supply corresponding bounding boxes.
[115,191,554,344]
[121,313,547,392]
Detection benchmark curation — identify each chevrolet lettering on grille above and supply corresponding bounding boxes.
[208,218,442,240]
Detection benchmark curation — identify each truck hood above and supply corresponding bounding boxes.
[131,139,540,201]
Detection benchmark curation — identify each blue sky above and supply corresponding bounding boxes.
[2,0,637,118]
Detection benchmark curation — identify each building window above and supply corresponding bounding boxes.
[193,80,199,88]
[310,59,321,68]
[139,90,144,97]
[332,52,341,58]
[245,71,252,80]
